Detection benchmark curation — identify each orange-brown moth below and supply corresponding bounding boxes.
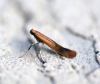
[30,29,76,58]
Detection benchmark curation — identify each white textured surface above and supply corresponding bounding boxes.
[0,0,100,84]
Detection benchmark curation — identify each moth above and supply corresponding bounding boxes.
[29,29,77,58]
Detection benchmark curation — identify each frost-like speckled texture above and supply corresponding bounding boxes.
[0,0,100,84]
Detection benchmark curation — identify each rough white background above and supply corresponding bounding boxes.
[0,0,100,84]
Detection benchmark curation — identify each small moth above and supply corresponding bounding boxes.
[30,29,76,58]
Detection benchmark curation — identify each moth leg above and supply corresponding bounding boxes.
[56,52,64,59]
[36,42,45,64]
[19,42,39,58]
[50,50,64,59]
